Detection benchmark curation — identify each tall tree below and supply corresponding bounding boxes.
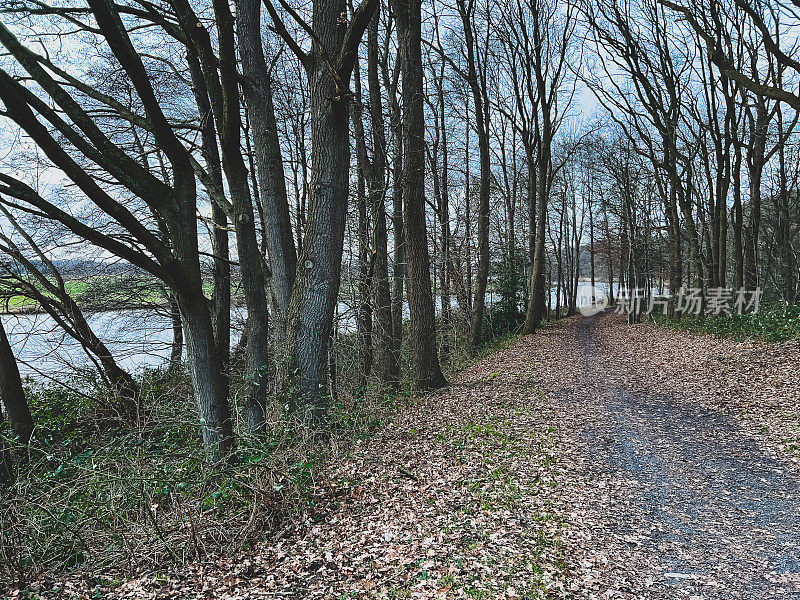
[455,0,492,350]
[265,0,377,424]
[0,14,235,459]
[396,0,447,391]
[351,49,374,394]
[236,0,298,356]
[171,0,273,434]
[520,0,576,333]
[367,4,400,388]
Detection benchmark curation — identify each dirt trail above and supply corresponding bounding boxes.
[551,312,800,598]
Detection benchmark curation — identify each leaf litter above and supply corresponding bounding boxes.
[11,311,800,599]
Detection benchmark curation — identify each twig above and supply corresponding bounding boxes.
[397,465,419,481]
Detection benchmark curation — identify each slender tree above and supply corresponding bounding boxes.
[367,3,400,388]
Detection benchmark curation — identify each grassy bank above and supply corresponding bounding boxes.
[1,275,167,314]
[0,367,415,590]
[0,308,526,591]
[652,304,800,342]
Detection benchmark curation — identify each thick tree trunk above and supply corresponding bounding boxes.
[171,130,234,459]
[776,110,795,300]
[286,0,354,425]
[732,151,744,290]
[717,180,728,289]
[209,201,230,398]
[179,292,234,458]
[666,186,682,313]
[208,199,231,395]
[661,142,683,315]
[168,294,183,369]
[525,143,536,306]
[674,176,703,294]
[396,0,447,392]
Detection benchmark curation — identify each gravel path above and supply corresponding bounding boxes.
[553,312,800,598]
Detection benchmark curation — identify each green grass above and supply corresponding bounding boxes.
[1,275,168,312]
[652,304,800,342]
[0,275,248,313]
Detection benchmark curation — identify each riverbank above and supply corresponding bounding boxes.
[1,327,569,598]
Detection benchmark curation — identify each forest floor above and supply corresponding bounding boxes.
[16,312,800,599]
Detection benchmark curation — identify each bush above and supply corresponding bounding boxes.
[0,365,401,586]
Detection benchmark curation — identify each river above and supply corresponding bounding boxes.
[1,301,360,379]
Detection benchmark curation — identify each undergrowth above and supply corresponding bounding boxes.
[652,304,800,342]
[1,310,525,590]
[0,363,408,589]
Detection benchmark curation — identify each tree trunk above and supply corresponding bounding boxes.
[367,6,398,389]
[389,77,405,374]
[457,0,491,351]
[396,0,447,392]
[205,0,272,434]
[352,61,373,395]
[169,293,183,369]
[0,404,10,484]
[438,68,452,364]
[0,319,32,446]
[745,100,768,291]
[186,54,231,411]
[286,0,363,425]
[522,133,549,334]
[178,290,235,459]
[237,0,297,354]
[732,152,744,290]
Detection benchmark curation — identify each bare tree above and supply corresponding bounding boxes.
[396,0,448,391]
[0,12,235,459]
[516,0,576,333]
[367,2,400,388]
[265,0,377,424]
[0,211,139,418]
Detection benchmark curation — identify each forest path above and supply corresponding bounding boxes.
[550,312,800,598]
